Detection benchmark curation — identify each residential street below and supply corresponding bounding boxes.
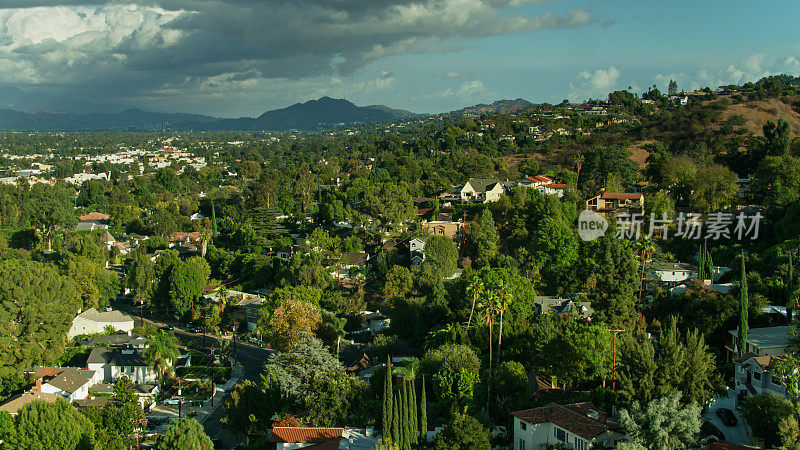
[704,389,754,446]
[112,300,270,448]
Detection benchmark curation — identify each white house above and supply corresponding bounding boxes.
[86,347,157,384]
[455,178,505,203]
[512,402,629,450]
[39,368,101,402]
[537,183,566,198]
[517,175,553,188]
[67,308,135,339]
[648,262,697,285]
[363,311,390,334]
[733,354,789,407]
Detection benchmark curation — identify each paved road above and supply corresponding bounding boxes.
[705,388,753,446]
[112,300,270,449]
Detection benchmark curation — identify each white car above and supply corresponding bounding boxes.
[162,397,181,405]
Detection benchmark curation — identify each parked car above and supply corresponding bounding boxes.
[716,408,737,426]
[162,397,181,405]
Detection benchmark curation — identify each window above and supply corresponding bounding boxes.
[754,371,762,381]
[519,422,526,430]
[519,438,526,450]
[555,427,566,441]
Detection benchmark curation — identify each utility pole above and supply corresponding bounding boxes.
[607,329,624,391]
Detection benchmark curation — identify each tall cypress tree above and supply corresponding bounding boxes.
[382,356,393,441]
[402,382,411,450]
[409,379,418,446]
[697,240,706,280]
[419,376,427,443]
[739,253,749,356]
[211,201,217,240]
[392,391,401,448]
[705,250,714,282]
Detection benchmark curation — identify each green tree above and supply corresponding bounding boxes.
[419,376,427,442]
[464,209,499,267]
[143,330,180,389]
[741,393,795,447]
[26,183,77,252]
[764,119,792,156]
[168,256,210,317]
[263,332,342,400]
[491,361,528,416]
[668,79,678,96]
[422,236,458,280]
[689,164,738,212]
[221,379,274,442]
[127,249,155,306]
[384,266,413,300]
[7,400,96,450]
[304,370,366,427]
[155,417,213,450]
[433,412,490,450]
[619,392,701,450]
[739,253,749,356]
[0,260,81,379]
[266,298,322,352]
[383,356,393,439]
[753,155,800,208]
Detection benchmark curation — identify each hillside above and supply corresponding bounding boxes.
[718,96,800,138]
[247,97,411,131]
[450,98,533,116]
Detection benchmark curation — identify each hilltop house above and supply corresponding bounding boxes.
[585,192,644,216]
[534,296,594,321]
[67,308,135,339]
[512,402,629,449]
[455,178,505,203]
[648,262,698,286]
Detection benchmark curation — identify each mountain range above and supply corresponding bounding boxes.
[0,94,423,132]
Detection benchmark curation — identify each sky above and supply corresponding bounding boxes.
[0,0,799,117]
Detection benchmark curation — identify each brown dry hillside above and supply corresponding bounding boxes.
[719,96,800,138]
[626,140,655,167]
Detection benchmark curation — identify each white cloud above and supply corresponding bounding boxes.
[568,66,621,100]
[654,53,800,93]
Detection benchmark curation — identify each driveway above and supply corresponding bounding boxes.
[704,388,753,446]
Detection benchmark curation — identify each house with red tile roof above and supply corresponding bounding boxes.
[270,427,343,449]
[512,402,629,450]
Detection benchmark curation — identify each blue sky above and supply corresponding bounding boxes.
[1,0,798,116]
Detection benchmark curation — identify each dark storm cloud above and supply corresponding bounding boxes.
[0,0,594,104]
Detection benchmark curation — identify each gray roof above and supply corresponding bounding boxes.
[80,332,148,348]
[650,262,696,272]
[45,368,94,394]
[463,178,502,193]
[87,348,148,367]
[727,326,792,349]
[77,308,134,324]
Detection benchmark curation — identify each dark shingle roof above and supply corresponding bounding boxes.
[87,348,148,367]
[44,368,94,393]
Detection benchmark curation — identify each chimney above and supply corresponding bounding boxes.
[33,378,41,392]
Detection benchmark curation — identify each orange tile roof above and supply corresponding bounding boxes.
[79,212,110,221]
[545,183,567,189]
[270,427,344,443]
[601,192,642,200]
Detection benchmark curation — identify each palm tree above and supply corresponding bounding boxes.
[494,281,513,366]
[477,293,497,373]
[466,278,485,330]
[574,154,584,187]
[199,227,211,258]
[143,330,181,390]
[331,316,347,358]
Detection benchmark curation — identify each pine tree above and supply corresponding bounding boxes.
[739,253,749,356]
[392,391,401,448]
[409,379,418,446]
[419,376,427,443]
[382,356,393,441]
